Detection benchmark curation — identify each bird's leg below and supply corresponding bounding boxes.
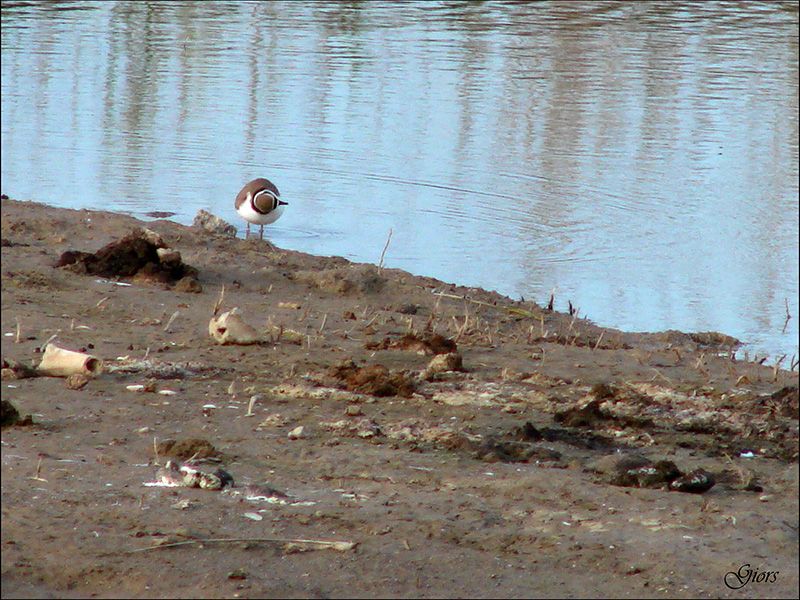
[245,223,250,239]
[259,225,264,240]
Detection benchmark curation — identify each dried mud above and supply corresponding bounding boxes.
[2,199,798,598]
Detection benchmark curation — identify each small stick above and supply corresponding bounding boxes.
[14,317,21,344]
[29,457,47,482]
[163,311,180,333]
[300,304,311,322]
[153,437,160,466]
[95,297,109,309]
[593,331,604,351]
[125,537,357,554]
[246,395,258,417]
[378,228,393,269]
[772,355,786,381]
[363,312,380,330]
[212,285,227,317]
[782,298,792,334]
[319,313,328,333]
[694,353,706,370]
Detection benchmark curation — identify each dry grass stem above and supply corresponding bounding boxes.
[164,311,180,332]
[782,298,791,334]
[593,331,605,351]
[378,228,393,269]
[772,355,786,381]
[125,537,356,554]
[212,285,226,316]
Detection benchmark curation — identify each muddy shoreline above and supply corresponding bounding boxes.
[2,198,798,598]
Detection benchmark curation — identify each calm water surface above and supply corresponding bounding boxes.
[2,1,798,361]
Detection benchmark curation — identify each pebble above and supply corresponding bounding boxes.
[66,374,90,389]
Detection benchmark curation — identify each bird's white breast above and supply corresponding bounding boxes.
[237,194,285,225]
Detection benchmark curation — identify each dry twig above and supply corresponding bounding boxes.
[212,285,226,317]
[378,229,393,269]
[125,537,356,554]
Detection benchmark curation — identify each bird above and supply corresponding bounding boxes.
[234,178,288,239]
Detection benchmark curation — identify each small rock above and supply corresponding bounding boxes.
[428,352,463,372]
[288,425,305,439]
[228,568,249,579]
[156,247,182,265]
[420,352,464,380]
[66,373,90,389]
[173,276,202,293]
[192,209,237,237]
[258,413,288,428]
[397,304,419,315]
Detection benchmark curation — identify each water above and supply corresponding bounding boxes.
[2,1,798,363]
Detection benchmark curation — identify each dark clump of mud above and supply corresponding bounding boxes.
[56,228,201,291]
[156,438,221,461]
[328,359,416,397]
[366,332,458,355]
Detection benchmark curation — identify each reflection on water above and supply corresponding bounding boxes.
[1,1,798,360]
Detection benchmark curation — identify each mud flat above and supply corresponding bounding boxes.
[2,198,797,598]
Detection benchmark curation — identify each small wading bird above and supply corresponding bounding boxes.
[235,177,288,239]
